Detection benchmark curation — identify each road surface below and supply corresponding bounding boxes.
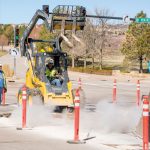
[0,53,149,150]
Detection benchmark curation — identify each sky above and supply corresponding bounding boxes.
[0,0,150,24]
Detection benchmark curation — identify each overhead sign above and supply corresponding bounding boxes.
[136,18,150,23]
[9,48,20,57]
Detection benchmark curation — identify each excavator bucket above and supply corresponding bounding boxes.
[51,5,86,31]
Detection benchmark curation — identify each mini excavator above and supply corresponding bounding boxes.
[18,5,86,112]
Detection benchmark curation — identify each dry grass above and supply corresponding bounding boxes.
[0,50,8,57]
[2,64,14,77]
[69,67,112,75]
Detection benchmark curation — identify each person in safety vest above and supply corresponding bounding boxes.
[45,59,61,87]
[0,64,7,104]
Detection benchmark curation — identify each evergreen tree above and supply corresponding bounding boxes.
[121,11,150,73]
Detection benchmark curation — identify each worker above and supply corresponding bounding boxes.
[0,64,7,104]
[147,60,150,73]
[45,59,61,87]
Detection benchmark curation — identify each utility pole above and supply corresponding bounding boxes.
[12,24,19,78]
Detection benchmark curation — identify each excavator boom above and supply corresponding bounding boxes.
[20,9,51,56]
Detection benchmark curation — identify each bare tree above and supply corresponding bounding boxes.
[81,19,97,68]
[0,35,8,51]
[95,9,110,70]
[61,9,112,69]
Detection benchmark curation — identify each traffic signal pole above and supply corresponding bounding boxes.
[13,25,16,48]
[13,25,19,78]
[49,11,135,22]
[13,25,16,78]
[13,56,16,78]
[86,15,135,21]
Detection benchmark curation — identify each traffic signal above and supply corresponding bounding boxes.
[80,7,86,16]
[15,28,19,47]
[43,5,49,16]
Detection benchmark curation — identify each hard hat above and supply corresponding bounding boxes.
[0,63,2,67]
[40,49,45,53]
[47,47,53,52]
[48,59,54,64]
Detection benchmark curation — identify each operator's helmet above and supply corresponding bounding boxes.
[48,59,54,64]
[46,46,53,52]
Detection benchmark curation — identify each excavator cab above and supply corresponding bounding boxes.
[51,5,86,31]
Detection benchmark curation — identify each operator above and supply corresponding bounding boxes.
[0,64,7,104]
[45,59,61,87]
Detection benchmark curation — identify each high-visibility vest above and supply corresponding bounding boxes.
[45,68,57,80]
[0,71,7,89]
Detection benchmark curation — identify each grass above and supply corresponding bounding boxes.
[2,64,14,77]
[0,50,13,77]
[68,67,112,76]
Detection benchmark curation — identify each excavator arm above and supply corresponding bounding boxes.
[20,5,88,56]
[20,9,51,56]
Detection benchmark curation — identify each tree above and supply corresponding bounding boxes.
[0,25,4,35]
[4,25,13,44]
[121,11,150,73]
[0,35,8,50]
[95,9,110,70]
[36,24,56,50]
[19,25,26,39]
[81,19,96,68]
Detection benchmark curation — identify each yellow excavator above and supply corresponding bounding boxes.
[17,5,86,112]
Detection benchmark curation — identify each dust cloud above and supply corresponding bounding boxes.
[9,97,142,137]
[80,100,142,134]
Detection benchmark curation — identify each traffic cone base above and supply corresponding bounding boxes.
[67,139,86,144]
[16,127,32,130]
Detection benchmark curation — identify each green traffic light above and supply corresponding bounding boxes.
[16,36,19,40]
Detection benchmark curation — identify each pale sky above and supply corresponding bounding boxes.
[0,0,150,24]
